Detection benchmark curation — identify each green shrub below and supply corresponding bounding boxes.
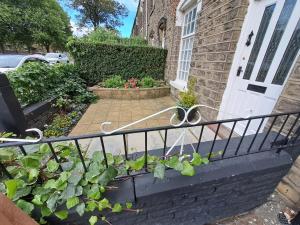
[7,62,57,105]
[178,78,198,108]
[140,76,157,88]
[83,28,147,46]
[44,111,81,137]
[67,39,168,85]
[104,75,126,88]
[7,63,97,106]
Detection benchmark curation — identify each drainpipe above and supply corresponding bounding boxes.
[145,0,148,40]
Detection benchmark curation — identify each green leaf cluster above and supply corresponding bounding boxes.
[0,0,71,52]
[67,38,168,85]
[8,63,97,106]
[0,139,209,224]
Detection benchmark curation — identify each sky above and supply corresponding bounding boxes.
[59,0,139,38]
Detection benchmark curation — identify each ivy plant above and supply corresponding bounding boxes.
[0,142,209,224]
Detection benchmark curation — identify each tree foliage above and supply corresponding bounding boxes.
[69,0,128,30]
[0,0,71,52]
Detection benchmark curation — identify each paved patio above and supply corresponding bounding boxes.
[70,96,219,156]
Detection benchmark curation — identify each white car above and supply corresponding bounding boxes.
[0,54,49,73]
[45,53,69,64]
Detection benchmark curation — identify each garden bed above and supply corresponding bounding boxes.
[89,86,170,100]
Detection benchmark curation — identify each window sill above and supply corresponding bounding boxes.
[170,80,187,91]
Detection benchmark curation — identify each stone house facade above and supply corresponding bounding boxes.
[131,0,300,131]
[132,0,300,210]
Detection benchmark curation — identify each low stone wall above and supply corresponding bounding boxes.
[89,86,170,100]
[23,99,58,130]
[45,136,293,225]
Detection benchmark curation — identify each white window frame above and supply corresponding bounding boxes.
[171,0,202,91]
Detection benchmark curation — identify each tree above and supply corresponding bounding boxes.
[32,0,72,52]
[69,0,128,30]
[0,0,71,52]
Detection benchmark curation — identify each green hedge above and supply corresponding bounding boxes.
[67,40,168,85]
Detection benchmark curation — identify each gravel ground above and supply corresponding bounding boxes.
[211,191,288,225]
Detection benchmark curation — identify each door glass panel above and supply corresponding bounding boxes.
[243,4,276,80]
[256,0,297,82]
[272,19,300,85]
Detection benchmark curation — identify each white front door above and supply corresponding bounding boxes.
[218,0,300,135]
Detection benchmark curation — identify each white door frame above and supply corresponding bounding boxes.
[218,0,300,128]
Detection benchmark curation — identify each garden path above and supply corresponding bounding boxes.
[70,96,219,156]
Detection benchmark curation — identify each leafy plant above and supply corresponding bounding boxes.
[178,77,198,108]
[104,75,126,88]
[124,78,138,89]
[0,141,209,224]
[7,63,97,106]
[67,38,167,85]
[44,112,81,137]
[82,28,147,46]
[140,76,157,88]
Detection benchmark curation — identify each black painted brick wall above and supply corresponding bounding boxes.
[51,148,292,225]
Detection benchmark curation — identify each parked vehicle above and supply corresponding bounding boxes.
[45,53,69,64]
[0,54,49,73]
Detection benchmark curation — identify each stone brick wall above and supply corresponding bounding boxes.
[273,56,300,211]
[189,0,249,121]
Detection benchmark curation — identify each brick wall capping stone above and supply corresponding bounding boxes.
[88,86,171,99]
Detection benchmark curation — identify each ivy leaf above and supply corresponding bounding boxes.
[202,157,209,164]
[14,186,31,201]
[112,203,123,213]
[86,201,97,212]
[98,198,111,211]
[76,203,85,216]
[165,156,183,171]
[0,149,16,161]
[41,206,52,217]
[5,179,21,199]
[55,210,68,220]
[28,168,39,182]
[92,151,104,163]
[126,156,145,171]
[87,184,101,200]
[75,186,83,196]
[191,153,202,166]
[154,162,165,179]
[32,195,43,206]
[181,161,195,176]
[21,155,41,168]
[39,144,51,154]
[68,163,84,185]
[46,192,59,212]
[66,196,80,209]
[89,216,98,225]
[126,202,132,209]
[114,155,124,165]
[98,166,118,186]
[85,162,101,182]
[17,200,34,215]
[106,153,114,165]
[47,160,59,172]
[61,183,76,200]
[44,179,56,189]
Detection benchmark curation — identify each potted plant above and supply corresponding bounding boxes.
[177,77,198,121]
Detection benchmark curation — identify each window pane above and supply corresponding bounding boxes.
[243,4,276,80]
[272,19,300,85]
[256,0,297,82]
[188,10,192,23]
[192,8,197,21]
